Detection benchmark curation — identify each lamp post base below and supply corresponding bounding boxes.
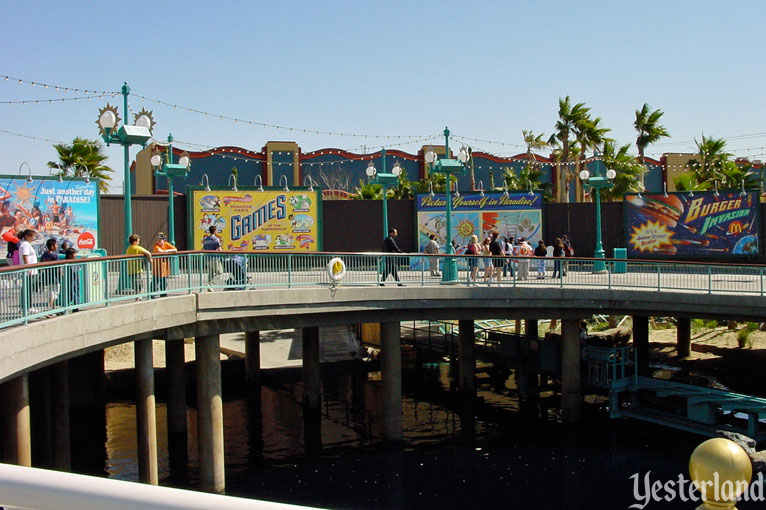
[592,249,608,274]
[441,249,459,283]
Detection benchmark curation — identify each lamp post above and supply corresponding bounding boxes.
[366,148,402,238]
[427,127,469,282]
[579,150,616,273]
[150,134,190,252]
[96,82,154,247]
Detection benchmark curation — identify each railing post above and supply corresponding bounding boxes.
[608,261,612,289]
[657,263,661,292]
[288,254,292,288]
[104,260,110,306]
[707,265,712,295]
[761,267,764,297]
[21,271,29,322]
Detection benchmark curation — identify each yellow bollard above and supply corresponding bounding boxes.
[689,437,752,509]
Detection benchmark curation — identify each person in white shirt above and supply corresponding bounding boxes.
[18,229,39,313]
[424,234,441,277]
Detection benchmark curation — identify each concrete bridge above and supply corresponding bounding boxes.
[2,253,765,494]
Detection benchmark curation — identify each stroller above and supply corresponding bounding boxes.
[224,255,250,290]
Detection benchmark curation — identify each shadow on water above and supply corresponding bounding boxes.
[100,359,759,509]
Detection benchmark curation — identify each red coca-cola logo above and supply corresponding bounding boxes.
[76,232,96,249]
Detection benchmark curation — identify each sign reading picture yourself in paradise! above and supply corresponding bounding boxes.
[189,187,322,251]
[0,175,99,254]
[416,192,544,254]
[625,191,760,257]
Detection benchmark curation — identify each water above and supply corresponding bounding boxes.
[100,361,758,509]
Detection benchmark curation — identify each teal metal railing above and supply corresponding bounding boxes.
[2,251,766,328]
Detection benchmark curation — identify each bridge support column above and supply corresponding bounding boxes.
[29,367,52,468]
[0,374,31,466]
[245,331,261,414]
[165,338,187,478]
[519,320,539,398]
[135,339,158,485]
[196,334,225,493]
[561,319,581,423]
[458,320,476,438]
[302,326,321,455]
[632,316,650,376]
[677,317,691,358]
[381,321,402,443]
[50,361,70,471]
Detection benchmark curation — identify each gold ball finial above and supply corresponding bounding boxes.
[689,438,752,509]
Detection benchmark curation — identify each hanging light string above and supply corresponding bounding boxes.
[1,93,118,105]
[0,74,117,95]
[0,129,65,145]
[132,93,431,141]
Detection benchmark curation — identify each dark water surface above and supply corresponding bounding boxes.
[101,362,757,509]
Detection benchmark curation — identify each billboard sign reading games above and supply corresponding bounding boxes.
[188,187,322,252]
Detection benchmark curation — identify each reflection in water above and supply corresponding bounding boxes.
[101,361,740,509]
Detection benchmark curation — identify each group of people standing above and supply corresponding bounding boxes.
[423,231,574,284]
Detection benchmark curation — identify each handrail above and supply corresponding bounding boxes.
[0,462,314,510]
[1,250,765,329]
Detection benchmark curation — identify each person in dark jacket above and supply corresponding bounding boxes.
[381,228,404,285]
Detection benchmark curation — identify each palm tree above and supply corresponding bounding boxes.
[500,164,554,201]
[522,130,547,172]
[634,104,670,189]
[686,134,733,184]
[600,141,647,201]
[47,137,114,192]
[634,103,669,162]
[573,115,611,199]
[353,180,383,200]
[548,97,590,202]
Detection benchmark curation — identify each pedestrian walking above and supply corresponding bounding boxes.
[489,231,504,283]
[424,234,441,277]
[552,238,564,278]
[562,234,574,276]
[517,237,532,280]
[125,233,152,299]
[466,234,481,284]
[502,236,515,278]
[534,240,547,279]
[202,225,223,288]
[152,232,177,297]
[381,227,404,286]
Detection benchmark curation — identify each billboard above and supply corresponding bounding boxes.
[416,192,544,254]
[0,175,99,255]
[188,187,322,251]
[624,191,760,257]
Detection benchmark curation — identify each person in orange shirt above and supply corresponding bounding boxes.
[151,232,177,297]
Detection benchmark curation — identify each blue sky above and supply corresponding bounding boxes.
[1,1,765,192]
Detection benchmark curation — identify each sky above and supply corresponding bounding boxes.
[1,0,766,193]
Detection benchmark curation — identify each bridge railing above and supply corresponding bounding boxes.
[1,251,765,328]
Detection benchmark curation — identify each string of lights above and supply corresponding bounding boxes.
[0,129,65,145]
[2,74,765,167]
[0,74,117,95]
[132,93,432,141]
[1,94,117,105]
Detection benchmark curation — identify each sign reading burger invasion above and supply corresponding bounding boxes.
[624,190,760,257]
[188,187,322,251]
[416,192,544,254]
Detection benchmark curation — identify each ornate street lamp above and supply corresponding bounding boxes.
[366,148,402,237]
[96,82,154,247]
[150,133,190,255]
[579,150,616,273]
[428,127,469,282]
